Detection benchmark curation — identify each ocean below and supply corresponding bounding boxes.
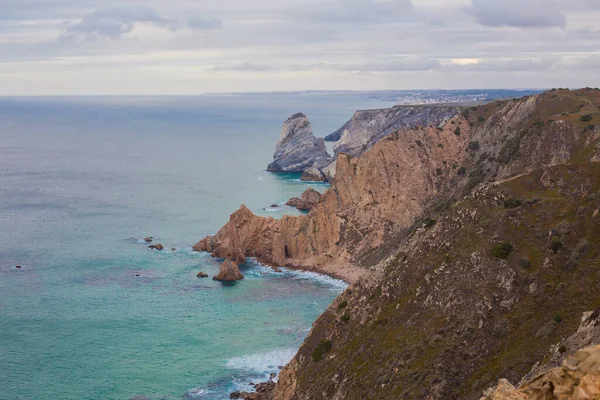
[0,94,394,399]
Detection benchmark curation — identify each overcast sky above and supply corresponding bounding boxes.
[1,0,599,95]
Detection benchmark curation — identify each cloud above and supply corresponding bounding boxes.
[468,0,567,28]
[298,0,415,24]
[332,58,441,72]
[187,15,223,30]
[59,5,222,41]
[444,58,557,72]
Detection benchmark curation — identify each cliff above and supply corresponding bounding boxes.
[265,88,600,400]
[195,88,600,399]
[328,105,460,156]
[195,113,471,282]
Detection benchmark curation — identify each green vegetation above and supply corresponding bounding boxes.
[338,300,348,309]
[341,314,351,323]
[549,237,563,253]
[553,314,563,324]
[423,218,437,229]
[519,258,532,269]
[468,141,480,151]
[491,242,514,259]
[503,198,522,209]
[311,339,333,362]
[478,116,486,123]
[580,114,594,122]
[454,127,461,136]
[436,168,443,176]
[457,166,466,176]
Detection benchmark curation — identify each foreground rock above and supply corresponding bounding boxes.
[266,113,331,173]
[286,188,322,211]
[482,344,600,400]
[213,259,244,282]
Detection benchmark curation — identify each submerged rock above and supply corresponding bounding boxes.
[148,244,164,251]
[267,113,331,173]
[213,259,244,282]
[286,188,322,211]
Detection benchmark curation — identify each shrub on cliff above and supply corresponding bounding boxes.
[491,242,514,259]
[312,340,333,362]
[504,198,522,209]
[580,114,594,122]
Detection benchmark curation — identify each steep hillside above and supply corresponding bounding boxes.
[235,88,600,400]
[274,163,600,400]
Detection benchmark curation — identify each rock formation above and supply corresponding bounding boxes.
[213,259,244,282]
[266,113,331,173]
[196,272,209,278]
[300,166,326,182]
[286,188,322,211]
[331,105,460,157]
[148,244,164,251]
[213,88,600,400]
[196,115,470,279]
[482,345,600,400]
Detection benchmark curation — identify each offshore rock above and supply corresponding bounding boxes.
[266,113,331,173]
[213,259,244,282]
[286,188,322,211]
[333,106,460,157]
[148,244,164,251]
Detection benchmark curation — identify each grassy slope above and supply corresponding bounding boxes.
[281,89,600,400]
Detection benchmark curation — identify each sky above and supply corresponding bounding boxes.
[0,0,599,95]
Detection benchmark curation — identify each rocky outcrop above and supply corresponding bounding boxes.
[332,106,460,157]
[266,113,331,173]
[300,166,326,182]
[483,310,600,400]
[196,272,209,278]
[195,116,470,279]
[148,244,164,251]
[213,259,244,282]
[482,345,600,400]
[286,188,322,211]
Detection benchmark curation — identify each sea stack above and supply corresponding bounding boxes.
[266,113,331,173]
[213,259,244,282]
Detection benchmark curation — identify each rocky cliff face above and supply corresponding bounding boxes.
[195,114,471,281]
[331,106,460,157]
[266,113,331,173]
[264,88,600,400]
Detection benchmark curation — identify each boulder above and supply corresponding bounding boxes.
[15,265,22,269]
[267,113,331,173]
[148,244,164,251]
[197,272,209,278]
[286,188,322,211]
[213,259,244,282]
[300,166,327,182]
[143,237,153,243]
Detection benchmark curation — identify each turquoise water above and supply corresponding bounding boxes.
[0,94,393,399]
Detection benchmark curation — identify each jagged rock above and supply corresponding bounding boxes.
[266,113,331,173]
[230,381,276,400]
[196,272,209,278]
[148,244,164,251]
[300,166,326,182]
[213,259,244,282]
[286,188,322,211]
[143,237,153,243]
[333,106,460,157]
[482,344,600,400]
